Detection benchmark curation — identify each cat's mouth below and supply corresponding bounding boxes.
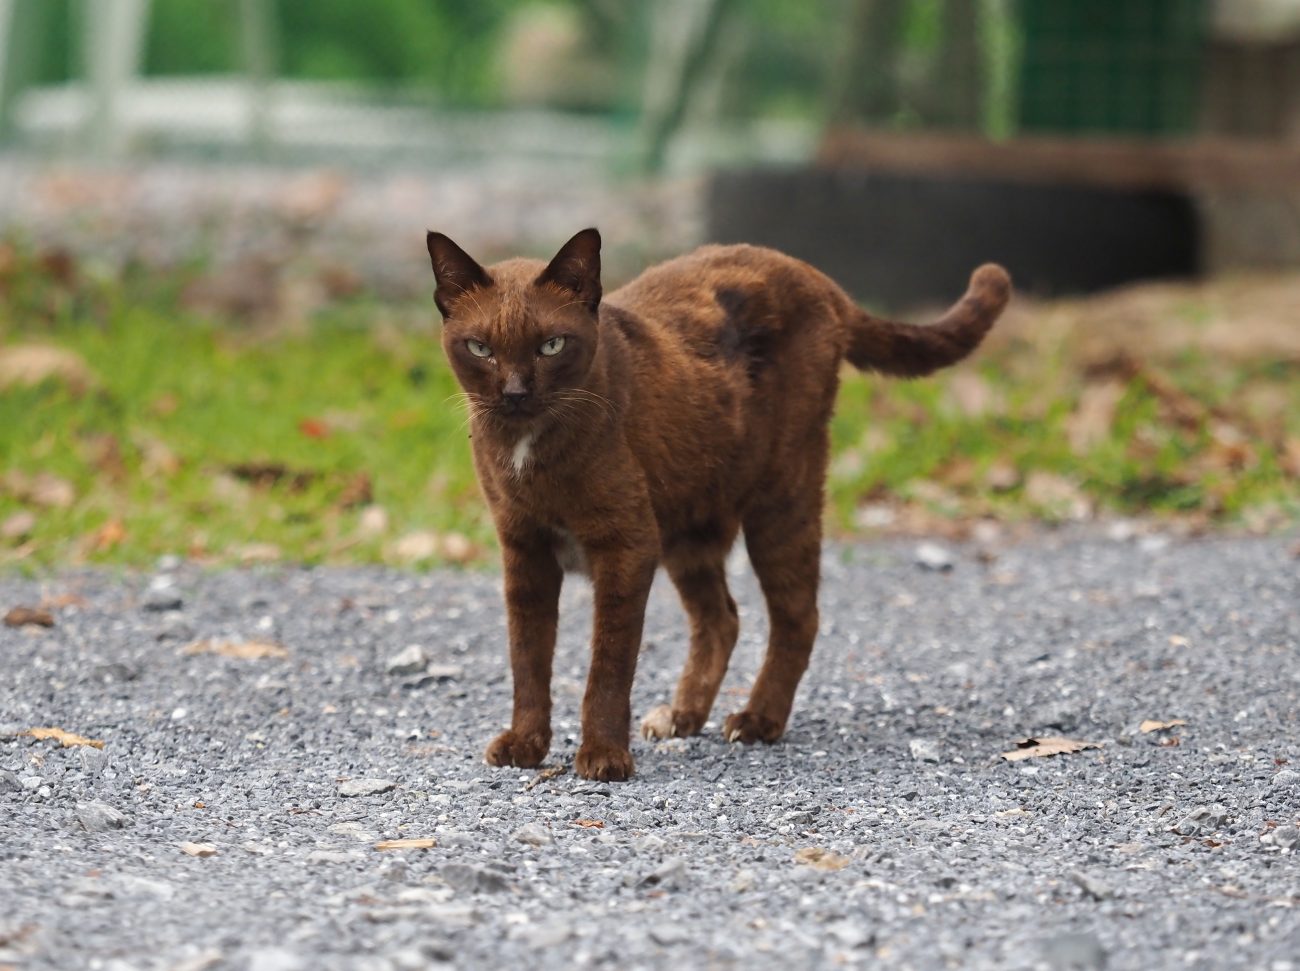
[495,399,539,421]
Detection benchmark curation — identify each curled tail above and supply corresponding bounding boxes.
[846,264,1011,377]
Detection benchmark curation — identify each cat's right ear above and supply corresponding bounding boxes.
[426,231,492,319]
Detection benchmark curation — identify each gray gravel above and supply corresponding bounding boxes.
[2,531,1298,971]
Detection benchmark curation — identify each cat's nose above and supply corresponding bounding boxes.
[501,373,530,411]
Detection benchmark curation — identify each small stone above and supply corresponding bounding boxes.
[1170,805,1229,836]
[386,645,428,677]
[649,922,690,946]
[1069,870,1114,901]
[1040,931,1107,970]
[1271,825,1299,850]
[730,868,756,893]
[781,809,817,826]
[440,862,509,894]
[307,849,363,864]
[914,542,954,571]
[339,778,398,798]
[908,738,941,763]
[0,768,22,792]
[142,591,184,613]
[513,823,553,847]
[1271,768,1300,788]
[76,800,127,833]
[246,948,308,971]
[826,919,873,949]
[638,857,687,891]
[521,923,573,948]
[180,842,218,858]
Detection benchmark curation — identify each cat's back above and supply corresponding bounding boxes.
[603,242,852,383]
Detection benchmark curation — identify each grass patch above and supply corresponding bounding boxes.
[2,241,1297,569]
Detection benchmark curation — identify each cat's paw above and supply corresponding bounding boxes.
[722,710,784,745]
[484,729,550,768]
[574,740,635,781]
[640,704,707,740]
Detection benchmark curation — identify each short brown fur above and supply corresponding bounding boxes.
[426,229,1010,781]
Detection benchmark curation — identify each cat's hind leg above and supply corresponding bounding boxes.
[641,549,740,740]
[725,484,823,745]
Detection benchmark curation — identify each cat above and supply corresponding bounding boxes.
[426,228,1010,781]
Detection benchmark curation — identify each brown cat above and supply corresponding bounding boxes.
[426,228,1010,781]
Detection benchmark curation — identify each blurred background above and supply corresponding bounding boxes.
[0,0,1297,568]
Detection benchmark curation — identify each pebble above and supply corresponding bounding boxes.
[339,778,398,797]
[908,738,941,763]
[1069,871,1114,901]
[648,923,691,946]
[246,948,308,971]
[76,800,128,833]
[306,849,363,864]
[1039,931,1107,970]
[914,542,955,571]
[440,863,510,894]
[386,645,428,677]
[513,823,553,847]
[0,769,22,793]
[1270,825,1298,850]
[1271,768,1299,788]
[1169,805,1229,836]
[637,857,688,891]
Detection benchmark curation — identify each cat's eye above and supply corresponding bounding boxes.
[466,339,492,358]
[539,336,566,357]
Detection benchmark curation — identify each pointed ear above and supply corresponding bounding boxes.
[426,231,491,318]
[536,228,601,313]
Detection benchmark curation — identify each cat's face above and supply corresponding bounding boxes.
[427,229,602,430]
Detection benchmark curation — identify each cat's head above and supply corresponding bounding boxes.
[426,228,602,428]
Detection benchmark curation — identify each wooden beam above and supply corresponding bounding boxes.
[818,128,1300,191]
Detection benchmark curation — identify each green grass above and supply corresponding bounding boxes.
[2,246,1298,569]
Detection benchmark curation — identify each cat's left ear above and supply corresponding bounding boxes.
[537,228,601,314]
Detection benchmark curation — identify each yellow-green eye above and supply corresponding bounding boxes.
[466,339,492,358]
[539,336,566,357]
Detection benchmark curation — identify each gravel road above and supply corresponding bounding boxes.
[2,531,1298,971]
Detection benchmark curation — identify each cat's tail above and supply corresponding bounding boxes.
[846,264,1011,378]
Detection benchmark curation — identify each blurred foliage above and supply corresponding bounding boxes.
[2,235,1297,570]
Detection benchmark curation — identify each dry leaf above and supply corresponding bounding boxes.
[1,510,37,541]
[180,842,217,858]
[1000,736,1100,761]
[0,344,97,395]
[39,592,87,609]
[233,543,281,564]
[793,847,850,871]
[22,727,104,749]
[374,838,437,851]
[1,471,76,509]
[1067,378,1125,454]
[572,819,605,829]
[1140,719,1187,733]
[336,472,373,510]
[90,519,127,552]
[183,639,289,660]
[4,606,54,628]
[393,530,439,562]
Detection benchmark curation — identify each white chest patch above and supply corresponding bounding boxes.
[510,433,534,475]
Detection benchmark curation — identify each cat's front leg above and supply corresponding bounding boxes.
[485,530,563,769]
[576,540,658,781]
